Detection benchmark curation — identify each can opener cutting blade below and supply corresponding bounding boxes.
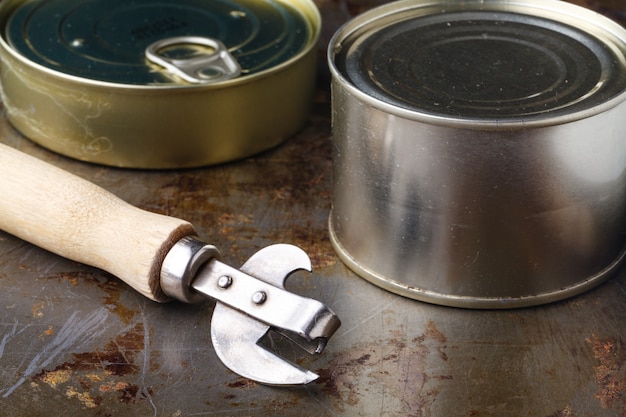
[0,143,340,386]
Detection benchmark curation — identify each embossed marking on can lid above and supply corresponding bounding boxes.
[333,1,626,123]
[5,0,312,85]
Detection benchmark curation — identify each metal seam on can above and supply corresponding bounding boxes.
[329,216,626,309]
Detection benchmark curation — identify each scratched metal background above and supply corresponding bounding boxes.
[1,0,626,416]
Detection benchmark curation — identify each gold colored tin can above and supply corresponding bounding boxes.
[0,0,321,168]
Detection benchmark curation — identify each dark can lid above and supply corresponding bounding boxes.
[331,0,626,125]
[5,0,313,85]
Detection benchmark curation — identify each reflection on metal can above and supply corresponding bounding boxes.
[0,0,320,168]
[328,0,626,308]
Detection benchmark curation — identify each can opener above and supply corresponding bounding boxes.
[0,143,340,386]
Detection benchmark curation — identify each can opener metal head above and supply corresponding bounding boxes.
[162,237,341,385]
[0,143,340,386]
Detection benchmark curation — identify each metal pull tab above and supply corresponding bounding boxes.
[146,36,242,84]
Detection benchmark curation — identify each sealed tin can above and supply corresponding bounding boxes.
[0,0,320,168]
[328,0,626,308]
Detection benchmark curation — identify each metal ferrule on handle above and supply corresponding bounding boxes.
[160,235,221,303]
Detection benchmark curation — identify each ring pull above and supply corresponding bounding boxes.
[146,36,242,84]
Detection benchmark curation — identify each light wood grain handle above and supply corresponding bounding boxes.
[0,143,196,302]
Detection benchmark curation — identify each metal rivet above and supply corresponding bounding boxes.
[217,275,233,289]
[251,291,267,305]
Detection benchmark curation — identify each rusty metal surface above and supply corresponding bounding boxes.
[0,1,625,416]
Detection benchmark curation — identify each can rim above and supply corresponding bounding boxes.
[0,0,321,91]
[328,216,626,309]
[328,0,626,130]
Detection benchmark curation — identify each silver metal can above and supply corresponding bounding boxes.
[328,0,626,308]
[0,0,320,168]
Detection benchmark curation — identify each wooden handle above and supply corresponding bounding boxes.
[0,143,196,302]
